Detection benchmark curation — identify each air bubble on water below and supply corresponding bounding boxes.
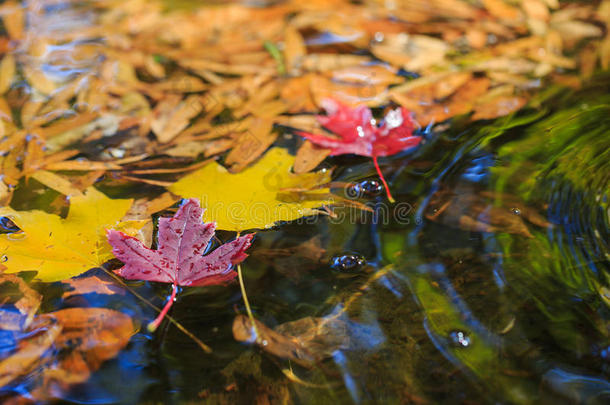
[330,253,366,272]
[109,147,126,159]
[352,179,383,198]
[448,330,471,348]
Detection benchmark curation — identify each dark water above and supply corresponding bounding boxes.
[1,3,610,405]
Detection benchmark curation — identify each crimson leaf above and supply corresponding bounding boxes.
[107,198,253,329]
[297,98,422,201]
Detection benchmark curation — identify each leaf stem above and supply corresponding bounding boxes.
[237,264,260,343]
[373,156,395,203]
[102,268,212,353]
[148,283,177,332]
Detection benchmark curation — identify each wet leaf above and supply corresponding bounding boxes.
[294,140,331,174]
[0,187,140,282]
[297,98,421,201]
[169,148,335,231]
[233,314,348,367]
[62,275,125,299]
[0,54,15,94]
[109,198,252,329]
[109,198,253,287]
[32,308,136,400]
[0,273,41,329]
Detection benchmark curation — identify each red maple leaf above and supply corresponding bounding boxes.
[298,98,422,202]
[107,198,253,330]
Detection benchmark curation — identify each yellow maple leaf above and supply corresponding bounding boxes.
[0,187,137,282]
[169,148,334,231]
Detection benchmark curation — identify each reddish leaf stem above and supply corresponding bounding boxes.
[148,283,177,332]
[373,156,395,203]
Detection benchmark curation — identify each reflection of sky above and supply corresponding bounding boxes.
[461,154,495,183]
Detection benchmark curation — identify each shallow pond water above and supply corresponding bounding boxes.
[0,1,608,404]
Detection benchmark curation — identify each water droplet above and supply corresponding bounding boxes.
[108,147,126,159]
[384,108,403,130]
[330,254,366,272]
[348,179,384,198]
[374,32,384,42]
[511,208,521,215]
[356,126,365,138]
[6,232,26,241]
[1,255,7,262]
[262,340,268,346]
[448,330,471,348]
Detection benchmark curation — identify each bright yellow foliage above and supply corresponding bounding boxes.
[169,148,334,231]
[0,188,137,282]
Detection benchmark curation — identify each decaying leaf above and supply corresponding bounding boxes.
[233,314,348,367]
[425,187,551,238]
[0,273,41,330]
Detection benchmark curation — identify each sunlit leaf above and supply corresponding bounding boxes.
[169,147,334,231]
[0,187,139,282]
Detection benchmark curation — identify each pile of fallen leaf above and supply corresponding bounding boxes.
[0,0,608,401]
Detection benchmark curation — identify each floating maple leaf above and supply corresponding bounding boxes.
[298,98,422,202]
[107,198,253,330]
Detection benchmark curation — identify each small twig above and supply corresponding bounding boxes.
[237,263,260,343]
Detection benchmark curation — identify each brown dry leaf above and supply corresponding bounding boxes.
[225,118,277,172]
[62,276,125,299]
[280,75,316,112]
[284,26,307,74]
[310,75,388,107]
[233,314,348,367]
[151,95,205,143]
[254,236,326,281]
[23,66,57,95]
[294,140,331,174]
[31,308,136,400]
[0,54,15,94]
[425,187,550,238]
[29,170,85,197]
[326,65,402,87]
[0,274,42,330]
[0,322,61,388]
[472,95,528,120]
[482,0,521,21]
[43,160,123,171]
[371,35,448,71]
[164,138,234,158]
[302,54,370,72]
[0,1,24,40]
[551,20,602,42]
